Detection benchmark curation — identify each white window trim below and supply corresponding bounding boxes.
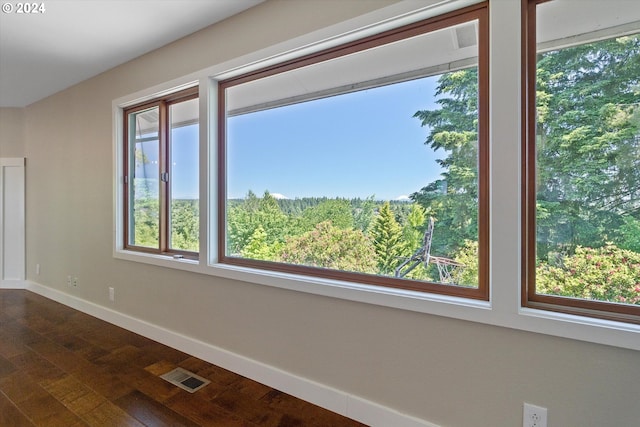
[112,0,640,351]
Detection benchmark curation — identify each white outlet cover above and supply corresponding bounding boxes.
[523,403,548,427]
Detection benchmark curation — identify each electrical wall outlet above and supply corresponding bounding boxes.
[108,286,115,302]
[36,264,40,275]
[72,277,78,287]
[523,403,547,427]
[67,275,72,287]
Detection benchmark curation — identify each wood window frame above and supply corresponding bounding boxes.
[123,86,199,259]
[217,2,490,300]
[521,0,640,324]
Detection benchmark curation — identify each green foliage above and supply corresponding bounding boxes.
[226,192,439,281]
[279,221,377,273]
[227,191,289,255]
[241,225,282,261]
[132,198,199,251]
[352,195,377,232]
[171,199,199,251]
[370,202,405,275]
[617,216,640,252]
[412,68,479,257]
[131,178,161,248]
[396,205,431,281]
[132,197,159,248]
[402,204,427,254]
[537,244,640,305]
[535,34,640,259]
[300,199,354,232]
[451,240,478,287]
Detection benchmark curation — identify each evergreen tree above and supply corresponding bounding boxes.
[535,34,640,258]
[371,202,404,275]
[412,68,480,257]
[402,204,426,254]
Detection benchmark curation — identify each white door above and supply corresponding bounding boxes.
[0,158,25,284]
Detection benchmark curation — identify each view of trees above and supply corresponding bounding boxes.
[537,244,640,305]
[535,34,640,258]
[533,33,640,303]
[227,193,446,283]
[412,68,480,261]
[131,32,639,303]
[131,198,199,252]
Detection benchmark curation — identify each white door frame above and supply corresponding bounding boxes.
[0,157,26,286]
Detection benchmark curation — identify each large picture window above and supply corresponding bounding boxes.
[218,4,489,298]
[523,0,640,322]
[124,87,199,257]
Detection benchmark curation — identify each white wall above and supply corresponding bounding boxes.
[21,1,640,426]
[0,108,25,158]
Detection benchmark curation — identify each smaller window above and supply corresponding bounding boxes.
[522,0,640,323]
[124,87,199,257]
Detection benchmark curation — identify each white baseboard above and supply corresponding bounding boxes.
[1,279,28,289]
[23,281,436,427]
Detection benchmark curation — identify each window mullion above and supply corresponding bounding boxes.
[159,101,169,253]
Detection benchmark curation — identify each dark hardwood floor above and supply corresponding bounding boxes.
[0,290,365,427]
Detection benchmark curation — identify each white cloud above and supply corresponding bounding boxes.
[395,195,410,201]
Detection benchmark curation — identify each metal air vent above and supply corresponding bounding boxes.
[453,23,477,49]
[160,367,210,393]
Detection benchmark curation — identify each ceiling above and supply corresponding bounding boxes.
[0,0,264,108]
[2,0,637,110]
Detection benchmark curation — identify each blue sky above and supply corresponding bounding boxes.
[171,125,199,199]
[226,75,444,201]
[138,74,445,200]
[135,125,199,200]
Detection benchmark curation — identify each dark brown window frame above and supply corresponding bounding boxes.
[217,2,490,300]
[521,0,640,324]
[123,86,199,259]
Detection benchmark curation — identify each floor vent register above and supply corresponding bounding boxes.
[160,367,211,393]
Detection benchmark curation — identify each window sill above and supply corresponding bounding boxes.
[211,261,493,312]
[518,306,640,336]
[114,249,199,272]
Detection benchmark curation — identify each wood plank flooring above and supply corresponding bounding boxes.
[0,290,365,427]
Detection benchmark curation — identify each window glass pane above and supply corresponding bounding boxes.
[128,107,160,248]
[535,0,640,305]
[225,20,481,288]
[169,98,199,251]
